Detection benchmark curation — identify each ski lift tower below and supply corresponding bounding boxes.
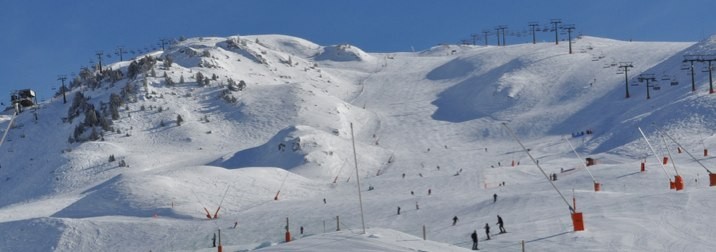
[618,62,635,98]
[528,22,540,44]
[57,75,67,104]
[562,24,576,54]
[470,33,480,46]
[683,55,698,92]
[638,74,657,99]
[697,55,716,94]
[550,19,562,45]
[497,25,508,46]
[482,29,491,46]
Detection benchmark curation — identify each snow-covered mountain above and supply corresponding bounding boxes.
[1,33,715,251]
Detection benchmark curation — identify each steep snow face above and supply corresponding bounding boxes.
[315,44,374,62]
[431,38,692,143]
[5,33,716,252]
[211,124,392,180]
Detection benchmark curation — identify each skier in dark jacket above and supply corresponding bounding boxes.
[452,216,459,226]
[471,230,479,250]
[397,206,401,215]
[497,215,506,233]
[484,223,491,240]
[493,193,497,203]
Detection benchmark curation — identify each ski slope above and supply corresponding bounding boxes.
[1,34,716,251]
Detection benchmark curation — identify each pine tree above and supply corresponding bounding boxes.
[84,109,99,127]
[196,72,204,85]
[165,76,174,85]
[177,114,184,126]
[109,93,121,120]
[89,127,100,141]
[163,56,173,68]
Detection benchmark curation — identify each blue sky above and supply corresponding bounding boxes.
[1,0,715,105]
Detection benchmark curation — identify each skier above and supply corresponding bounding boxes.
[497,215,506,233]
[397,206,401,215]
[471,230,479,250]
[428,188,432,195]
[402,173,406,178]
[484,223,491,240]
[493,193,497,203]
[411,190,414,195]
[233,221,238,229]
[452,216,459,226]
[300,226,304,235]
[323,198,326,204]
[416,201,420,210]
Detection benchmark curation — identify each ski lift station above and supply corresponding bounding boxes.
[10,89,37,111]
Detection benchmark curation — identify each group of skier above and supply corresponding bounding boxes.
[470,215,506,250]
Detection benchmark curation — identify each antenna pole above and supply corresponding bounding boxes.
[350,123,367,234]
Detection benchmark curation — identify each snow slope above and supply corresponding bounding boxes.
[1,33,716,251]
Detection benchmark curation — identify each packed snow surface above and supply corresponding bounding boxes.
[2,34,716,251]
